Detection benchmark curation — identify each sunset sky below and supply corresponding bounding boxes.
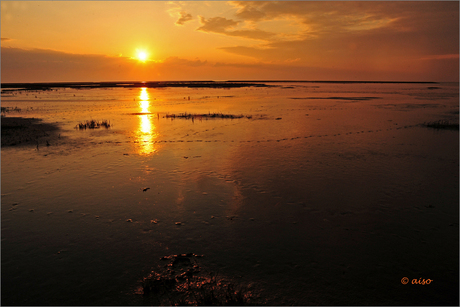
[1,1,459,83]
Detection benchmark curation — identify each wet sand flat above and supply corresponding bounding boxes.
[1,116,62,147]
[1,81,458,305]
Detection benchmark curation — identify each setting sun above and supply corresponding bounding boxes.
[136,50,149,62]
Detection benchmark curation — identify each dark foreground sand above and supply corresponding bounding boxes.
[1,116,61,147]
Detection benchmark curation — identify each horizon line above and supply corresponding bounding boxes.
[1,79,446,88]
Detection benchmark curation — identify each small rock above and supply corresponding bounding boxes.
[29,209,34,212]
[151,219,158,224]
[175,222,182,225]
[126,219,133,222]
[68,210,73,213]
[202,192,208,195]
[143,187,150,192]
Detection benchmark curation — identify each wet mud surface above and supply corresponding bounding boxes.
[1,82,458,306]
[1,116,62,147]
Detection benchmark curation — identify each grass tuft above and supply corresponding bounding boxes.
[75,120,111,129]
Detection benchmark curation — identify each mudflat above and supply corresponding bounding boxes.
[1,82,458,305]
[1,116,61,147]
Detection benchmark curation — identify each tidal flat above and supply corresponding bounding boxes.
[1,81,458,305]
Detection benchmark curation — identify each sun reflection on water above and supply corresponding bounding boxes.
[136,87,158,155]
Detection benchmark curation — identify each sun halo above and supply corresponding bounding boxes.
[136,50,149,62]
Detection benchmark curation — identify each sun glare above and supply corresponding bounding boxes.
[136,50,149,62]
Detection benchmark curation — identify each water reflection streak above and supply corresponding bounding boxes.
[136,88,158,155]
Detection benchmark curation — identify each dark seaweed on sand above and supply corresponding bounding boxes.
[140,253,259,306]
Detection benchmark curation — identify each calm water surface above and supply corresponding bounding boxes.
[2,82,458,305]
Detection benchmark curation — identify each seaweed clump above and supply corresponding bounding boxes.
[75,120,111,130]
[139,253,259,306]
[423,120,459,130]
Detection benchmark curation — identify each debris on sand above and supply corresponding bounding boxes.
[1,106,22,114]
[139,253,259,305]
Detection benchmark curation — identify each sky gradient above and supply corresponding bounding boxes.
[1,1,459,83]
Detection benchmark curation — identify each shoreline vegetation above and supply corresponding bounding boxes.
[75,120,111,130]
[1,80,438,92]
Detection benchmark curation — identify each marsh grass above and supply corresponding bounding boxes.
[75,120,111,129]
[140,254,259,306]
[423,120,459,130]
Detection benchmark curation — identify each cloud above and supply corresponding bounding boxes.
[1,37,12,41]
[176,11,193,25]
[209,2,458,77]
[197,16,238,33]
[230,1,458,35]
[1,47,133,82]
[0,47,213,82]
[232,3,266,21]
[161,56,207,67]
[197,16,275,40]
[419,54,459,61]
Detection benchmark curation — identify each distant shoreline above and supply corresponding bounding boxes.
[1,80,439,91]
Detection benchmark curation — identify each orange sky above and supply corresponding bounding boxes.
[1,1,458,83]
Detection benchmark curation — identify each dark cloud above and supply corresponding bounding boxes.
[176,11,193,25]
[212,1,458,81]
[0,47,214,82]
[1,47,131,82]
[230,1,459,36]
[197,16,238,33]
[2,46,456,82]
[1,38,12,41]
